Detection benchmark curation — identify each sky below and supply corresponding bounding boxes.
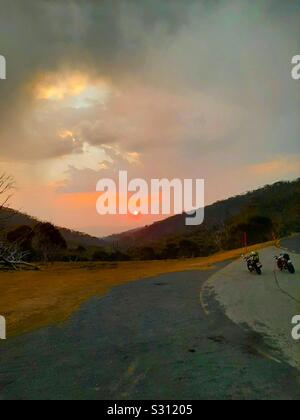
[0,0,299,237]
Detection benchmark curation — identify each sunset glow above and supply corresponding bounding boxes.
[34,72,89,101]
[1,1,299,237]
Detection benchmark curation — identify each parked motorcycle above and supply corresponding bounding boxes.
[275,254,295,274]
[243,255,263,275]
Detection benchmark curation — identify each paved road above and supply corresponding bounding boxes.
[281,235,300,254]
[205,247,300,372]
[0,257,300,400]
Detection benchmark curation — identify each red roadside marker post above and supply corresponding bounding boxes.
[243,232,248,252]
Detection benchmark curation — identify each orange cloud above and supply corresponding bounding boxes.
[248,157,300,176]
[33,71,89,101]
[59,130,75,139]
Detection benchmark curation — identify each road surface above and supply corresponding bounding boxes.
[0,241,299,400]
[204,245,300,372]
[281,234,300,254]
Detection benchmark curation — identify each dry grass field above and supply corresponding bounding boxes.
[0,241,275,337]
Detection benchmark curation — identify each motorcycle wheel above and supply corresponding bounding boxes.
[256,266,262,275]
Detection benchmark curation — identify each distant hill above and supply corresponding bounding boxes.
[1,178,299,260]
[0,208,104,248]
[103,178,300,252]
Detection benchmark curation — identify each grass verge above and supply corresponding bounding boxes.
[0,240,275,337]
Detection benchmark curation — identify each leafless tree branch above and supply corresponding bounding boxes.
[0,242,39,271]
[0,173,15,206]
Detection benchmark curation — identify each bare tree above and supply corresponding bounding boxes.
[0,173,14,211]
[0,242,33,270]
[0,173,38,270]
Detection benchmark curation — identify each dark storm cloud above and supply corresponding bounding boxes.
[0,0,299,165]
[0,0,299,236]
[0,0,199,159]
[0,0,195,86]
[1,0,299,90]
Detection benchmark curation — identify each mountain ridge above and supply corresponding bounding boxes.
[102,178,300,250]
[0,207,104,248]
[1,178,299,253]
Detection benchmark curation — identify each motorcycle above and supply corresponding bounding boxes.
[275,255,295,274]
[243,255,263,275]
